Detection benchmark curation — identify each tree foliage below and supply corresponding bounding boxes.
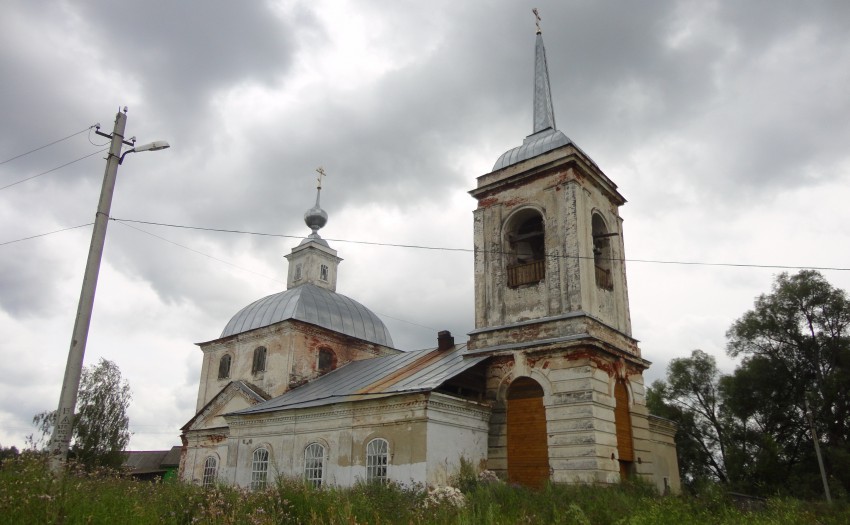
[31,358,131,469]
[649,270,850,498]
[726,270,850,496]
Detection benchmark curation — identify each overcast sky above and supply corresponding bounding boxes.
[2,0,849,451]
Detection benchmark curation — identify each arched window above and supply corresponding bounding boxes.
[218,354,231,379]
[318,348,336,375]
[304,443,325,488]
[251,448,270,490]
[252,346,267,375]
[505,209,545,287]
[202,456,218,487]
[592,213,614,290]
[366,438,389,483]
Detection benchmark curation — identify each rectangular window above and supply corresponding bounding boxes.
[252,346,267,374]
[320,264,329,281]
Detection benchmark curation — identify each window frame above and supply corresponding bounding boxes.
[304,442,325,488]
[250,447,270,490]
[218,354,232,380]
[320,264,329,281]
[202,456,218,487]
[252,346,267,375]
[366,438,389,483]
[318,347,336,375]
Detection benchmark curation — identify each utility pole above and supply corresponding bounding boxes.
[47,108,168,473]
[805,397,832,503]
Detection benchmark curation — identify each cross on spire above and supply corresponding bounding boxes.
[532,8,542,34]
[315,166,326,190]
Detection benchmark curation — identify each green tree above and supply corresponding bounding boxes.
[32,358,132,469]
[726,270,850,496]
[647,350,732,491]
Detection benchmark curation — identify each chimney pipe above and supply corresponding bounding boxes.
[437,330,454,351]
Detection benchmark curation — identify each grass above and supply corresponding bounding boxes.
[1,453,847,525]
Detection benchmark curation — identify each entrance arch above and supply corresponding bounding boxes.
[614,379,634,480]
[506,377,549,487]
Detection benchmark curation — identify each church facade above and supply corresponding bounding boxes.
[180,24,680,494]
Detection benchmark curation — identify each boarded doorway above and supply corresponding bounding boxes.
[506,377,549,487]
[614,379,634,479]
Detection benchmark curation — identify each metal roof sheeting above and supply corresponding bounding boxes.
[232,344,486,414]
[219,283,394,347]
[492,128,572,170]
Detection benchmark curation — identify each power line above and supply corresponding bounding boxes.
[0,148,108,191]
[112,218,850,272]
[0,126,94,165]
[3,217,848,273]
[114,221,285,284]
[115,221,438,332]
[0,223,93,247]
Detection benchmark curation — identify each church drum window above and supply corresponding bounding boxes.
[251,448,270,490]
[202,456,218,487]
[318,347,337,375]
[304,443,325,488]
[294,263,302,281]
[505,209,545,287]
[366,438,388,483]
[252,346,267,375]
[320,264,329,281]
[218,354,231,380]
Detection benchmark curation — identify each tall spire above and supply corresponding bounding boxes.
[491,9,573,171]
[532,9,556,134]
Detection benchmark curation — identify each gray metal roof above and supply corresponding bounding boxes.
[232,344,486,414]
[493,128,572,170]
[220,283,394,347]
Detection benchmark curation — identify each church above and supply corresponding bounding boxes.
[179,21,680,494]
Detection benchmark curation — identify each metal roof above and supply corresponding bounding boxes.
[493,128,572,170]
[232,344,487,415]
[219,283,394,347]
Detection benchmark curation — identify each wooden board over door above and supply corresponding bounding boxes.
[506,377,549,488]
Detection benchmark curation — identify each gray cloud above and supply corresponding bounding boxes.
[2,0,850,450]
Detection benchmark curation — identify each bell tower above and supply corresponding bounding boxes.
[469,12,663,488]
[468,20,635,357]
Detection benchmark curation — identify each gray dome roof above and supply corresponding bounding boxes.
[493,129,571,171]
[220,283,394,347]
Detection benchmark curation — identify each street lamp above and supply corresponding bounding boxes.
[47,107,169,473]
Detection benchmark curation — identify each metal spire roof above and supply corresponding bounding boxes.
[492,12,574,171]
[533,30,556,134]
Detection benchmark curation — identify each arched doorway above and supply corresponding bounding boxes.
[506,377,549,487]
[614,379,634,479]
